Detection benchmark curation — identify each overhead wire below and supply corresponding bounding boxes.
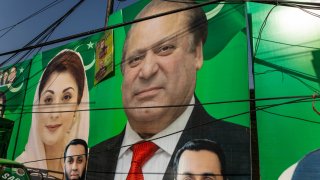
[0,0,241,57]
[0,0,318,57]
[7,0,320,176]
[2,0,242,109]
[0,0,65,39]
[253,4,277,57]
[4,94,316,115]
[21,95,312,172]
[1,0,318,114]
[2,0,319,121]
[2,0,220,107]
[9,0,87,161]
[252,37,320,50]
[0,0,315,107]
[261,109,320,125]
[0,0,86,106]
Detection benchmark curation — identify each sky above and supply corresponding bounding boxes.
[0,0,137,66]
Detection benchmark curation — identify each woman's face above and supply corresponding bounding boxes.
[37,71,79,146]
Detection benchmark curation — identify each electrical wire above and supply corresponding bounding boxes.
[0,0,234,57]
[0,0,86,105]
[2,0,242,108]
[252,37,320,50]
[21,96,311,168]
[2,0,319,113]
[254,4,277,57]
[0,0,220,107]
[261,109,320,125]
[0,0,318,57]
[0,0,65,39]
[8,0,320,175]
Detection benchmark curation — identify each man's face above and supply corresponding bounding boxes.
[65,145,87,180]
[176,150,223,180]
[122,10,203,136]
[0,96,3,116]
[8,67,17,83]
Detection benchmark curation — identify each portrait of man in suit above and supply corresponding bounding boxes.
[173,139,225,180]
[64,139,88,180]
[87,0,250,179]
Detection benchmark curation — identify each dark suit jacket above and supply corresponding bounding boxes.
[292,149,320,179]
[87,97,250,180]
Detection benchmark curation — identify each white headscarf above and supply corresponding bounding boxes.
[15,49,90,169]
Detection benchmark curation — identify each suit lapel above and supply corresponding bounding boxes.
[163,96,213,180]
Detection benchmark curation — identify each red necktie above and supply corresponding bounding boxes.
[126,141,159,180]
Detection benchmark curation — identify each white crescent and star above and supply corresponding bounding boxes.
[8,78,24,93]
[6,68,25,93]
[74,41,96,71]
[206,3,224,20]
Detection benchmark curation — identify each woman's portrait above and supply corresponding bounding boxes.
[15,50,89,178]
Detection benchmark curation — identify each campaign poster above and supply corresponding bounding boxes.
[94,30,114,85]
[0,60,31,159]
[250,2,320,179]
[87,1,251,179]
[8,33,107,179]
[7,1,252,179]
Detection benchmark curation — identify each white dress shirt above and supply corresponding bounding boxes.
[278,163,298,180]
[114,96,195,180]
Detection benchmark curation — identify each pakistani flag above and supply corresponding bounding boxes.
[0,60,31,120]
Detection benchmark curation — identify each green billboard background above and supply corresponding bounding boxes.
[1,60,31,160]
[250,2,320,179]
[5,1,250,176]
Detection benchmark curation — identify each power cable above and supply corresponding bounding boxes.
[0,0,86,105]
[0,0,65,39]
[1,0,318,112]
[2,0,241,107]
[0,0,236,57]
[21,96,311,168]
[0,0,319,57]
[5,94,315,114]
[261,109,320,125]
[254,4,277,57]
[252,37,320,50]
[11,0,320,173]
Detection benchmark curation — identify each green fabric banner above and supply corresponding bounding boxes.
[250,2,320,179]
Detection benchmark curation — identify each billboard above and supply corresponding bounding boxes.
[250,2,320,179]
[7,1,251,179]
[87,1,251,180]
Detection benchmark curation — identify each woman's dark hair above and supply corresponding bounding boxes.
[38,50,85,104]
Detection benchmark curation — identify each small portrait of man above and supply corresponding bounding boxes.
[8,66,17,84]
[2,71,8,85]
[98,39,108,59]
[64,139,88,180]
[174,139,225,180]
[0,71,3,86]
[0,92,6,117]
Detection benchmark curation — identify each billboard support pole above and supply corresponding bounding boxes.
[105,0,114,27]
